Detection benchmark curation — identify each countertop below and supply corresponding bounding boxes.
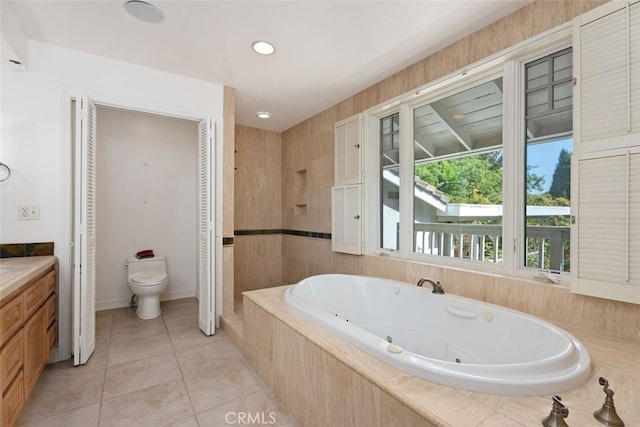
[0,256,57,302]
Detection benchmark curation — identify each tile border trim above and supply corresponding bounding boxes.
[234,229,331,240]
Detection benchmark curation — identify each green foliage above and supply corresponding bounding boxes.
[414,152,503,204]
[549,148,571,199]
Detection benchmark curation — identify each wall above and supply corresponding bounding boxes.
[0,40,224,359]
[234,126,283,308]
[274,0,640,342]
[95,106,198,310]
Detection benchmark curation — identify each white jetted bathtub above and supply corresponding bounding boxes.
[284,274,591,396]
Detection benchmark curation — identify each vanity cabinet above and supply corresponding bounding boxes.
[0,267,57,427]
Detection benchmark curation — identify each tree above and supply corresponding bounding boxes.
[414,151,503,204]
[548,148,571,199]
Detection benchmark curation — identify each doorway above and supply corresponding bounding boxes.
[70,97,216,365]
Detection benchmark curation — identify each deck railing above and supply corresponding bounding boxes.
[413,223,570,271]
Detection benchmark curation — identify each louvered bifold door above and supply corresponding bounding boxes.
[73,97,97,365]
[332,185,363,254]
[198,118,215,335]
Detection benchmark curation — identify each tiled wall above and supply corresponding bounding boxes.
[229,1,640,341]
[234,126,284,305]
[223,86,236,315]
[0,242,54,258]
[273,0,640,342]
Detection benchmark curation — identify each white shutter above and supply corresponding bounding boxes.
[573,149,640,302]
[334,114,363,185]
[575,1,640,153]
[73,97,96,365]
[332,185,363,254]
[573,1,640,303]
[631,2,640,132]
[198,118,215,335]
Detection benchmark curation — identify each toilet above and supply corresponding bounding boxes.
[126,255,168,320]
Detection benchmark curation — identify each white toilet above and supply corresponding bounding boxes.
[126,255,168,320]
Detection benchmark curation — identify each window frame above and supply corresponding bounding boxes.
[363,23,573,283]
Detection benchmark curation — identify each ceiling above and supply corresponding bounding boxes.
[6,0,531,132]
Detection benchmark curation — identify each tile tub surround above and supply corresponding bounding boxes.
[242,286,640,427]
[16,298,298,427]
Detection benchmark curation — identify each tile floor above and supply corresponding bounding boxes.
[16,298,298,427]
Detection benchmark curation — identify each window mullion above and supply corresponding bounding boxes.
[503,60,521,276]
[398,103,414,257]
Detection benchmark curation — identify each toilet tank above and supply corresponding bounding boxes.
[126,255,167,276]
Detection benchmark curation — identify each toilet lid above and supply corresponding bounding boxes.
[130,271,167,285]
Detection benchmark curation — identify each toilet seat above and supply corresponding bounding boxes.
[130,271,167,285]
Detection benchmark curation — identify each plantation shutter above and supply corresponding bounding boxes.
[332,185,363,254]
[334,114,363,185]
[572,1,640,303]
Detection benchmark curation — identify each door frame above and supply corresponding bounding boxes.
[58,90,222,361]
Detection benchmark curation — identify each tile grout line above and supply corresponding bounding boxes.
[96,309,115,427]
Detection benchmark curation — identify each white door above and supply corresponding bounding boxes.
[198,118,215,335]
[73,97,97,365]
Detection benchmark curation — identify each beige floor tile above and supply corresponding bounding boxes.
[195,389,299,427]
[17,367,105,423]
[107,331,173,367]
[161,298,198,319]
[16,403,100,427]
[166,313,215,350]
[176,334,244,377]
[110,316,168,342]
[17,298,297,426]
[169,416,199,427]
[183,359,266,413]
[96,310,114,345]
[103,352,182,400]
[99,378,194,427]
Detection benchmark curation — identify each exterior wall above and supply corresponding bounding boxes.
[234,126,283,306]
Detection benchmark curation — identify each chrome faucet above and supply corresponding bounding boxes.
[417,277,444,294]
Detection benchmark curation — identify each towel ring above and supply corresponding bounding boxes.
[0,162,11,182]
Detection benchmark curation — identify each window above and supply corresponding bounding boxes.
[380,112,400,250]
[412,77,504,263]
[367,37,574,280]
[524,48,572,272]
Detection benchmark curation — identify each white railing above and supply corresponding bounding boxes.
[413,223,570,271]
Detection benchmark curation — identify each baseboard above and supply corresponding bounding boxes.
[96,288,196,312]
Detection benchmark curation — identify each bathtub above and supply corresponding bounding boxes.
[284,274,591,396]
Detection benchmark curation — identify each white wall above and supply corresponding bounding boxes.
[96,106,198,310]
[0,40,224,360]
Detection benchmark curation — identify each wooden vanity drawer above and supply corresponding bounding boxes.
[22,279,46,320]
[1,331,22,394]
[47,321,57,353]
[2,370,24,427]
[44,294,56,328]
[0,297,23,348]
[44,269,56,295]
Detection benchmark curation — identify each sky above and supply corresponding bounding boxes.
[527,138,572,194]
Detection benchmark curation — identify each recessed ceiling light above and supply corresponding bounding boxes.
[257,112,271,119]
[252,41,276,55]
[124,0,164,23]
